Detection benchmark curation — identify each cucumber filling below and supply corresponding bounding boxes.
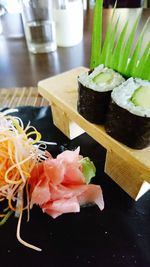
[131,86,150,108]
[92,72,114,85]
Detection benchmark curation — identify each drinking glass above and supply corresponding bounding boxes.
[21,0,57,53]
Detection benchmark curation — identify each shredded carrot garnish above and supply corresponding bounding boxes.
[0,109,48,251]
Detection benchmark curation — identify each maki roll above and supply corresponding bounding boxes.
[105,78,150,149]
[77,64,124,124]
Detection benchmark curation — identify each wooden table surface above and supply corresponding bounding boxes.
[0,8,149,88]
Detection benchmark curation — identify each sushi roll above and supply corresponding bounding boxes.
[105,78,150,149]
[77,64,124,124]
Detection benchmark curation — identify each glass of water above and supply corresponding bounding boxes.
[21,0,57,53]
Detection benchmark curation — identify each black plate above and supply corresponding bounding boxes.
[0,106,150,267]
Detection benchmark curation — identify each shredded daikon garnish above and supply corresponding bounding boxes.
[0,109,52,251]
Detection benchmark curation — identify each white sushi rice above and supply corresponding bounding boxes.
[112,77,150,117]
[78,64,125,92]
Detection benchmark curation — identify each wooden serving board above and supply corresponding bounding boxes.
[38,67,150,200]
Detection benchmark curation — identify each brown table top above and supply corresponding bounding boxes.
[0,8,149,89]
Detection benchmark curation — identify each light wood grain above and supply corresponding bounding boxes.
[38,67,150,199]
[51,103,84,139]
[105,150,150,200]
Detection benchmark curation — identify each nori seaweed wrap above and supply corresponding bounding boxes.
[105,78,150,149]
[77,65,124,124]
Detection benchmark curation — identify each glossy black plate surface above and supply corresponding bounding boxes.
[0,106,150,267]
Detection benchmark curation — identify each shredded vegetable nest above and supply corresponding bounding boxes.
[0,109,55,251]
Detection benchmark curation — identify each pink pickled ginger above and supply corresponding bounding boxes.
[29,148,104,218]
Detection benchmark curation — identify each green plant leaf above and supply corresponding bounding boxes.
[140,52,150,80]
[99,5,117,65]
[90,1,150,81]
[90,0,103,69]
[134,42,150,79]
[117,12,141,75]
[126,17,150,77]
[105,16,120,67]
[111,20,128,71]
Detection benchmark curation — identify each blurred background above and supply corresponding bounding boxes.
[0,0,149,37]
